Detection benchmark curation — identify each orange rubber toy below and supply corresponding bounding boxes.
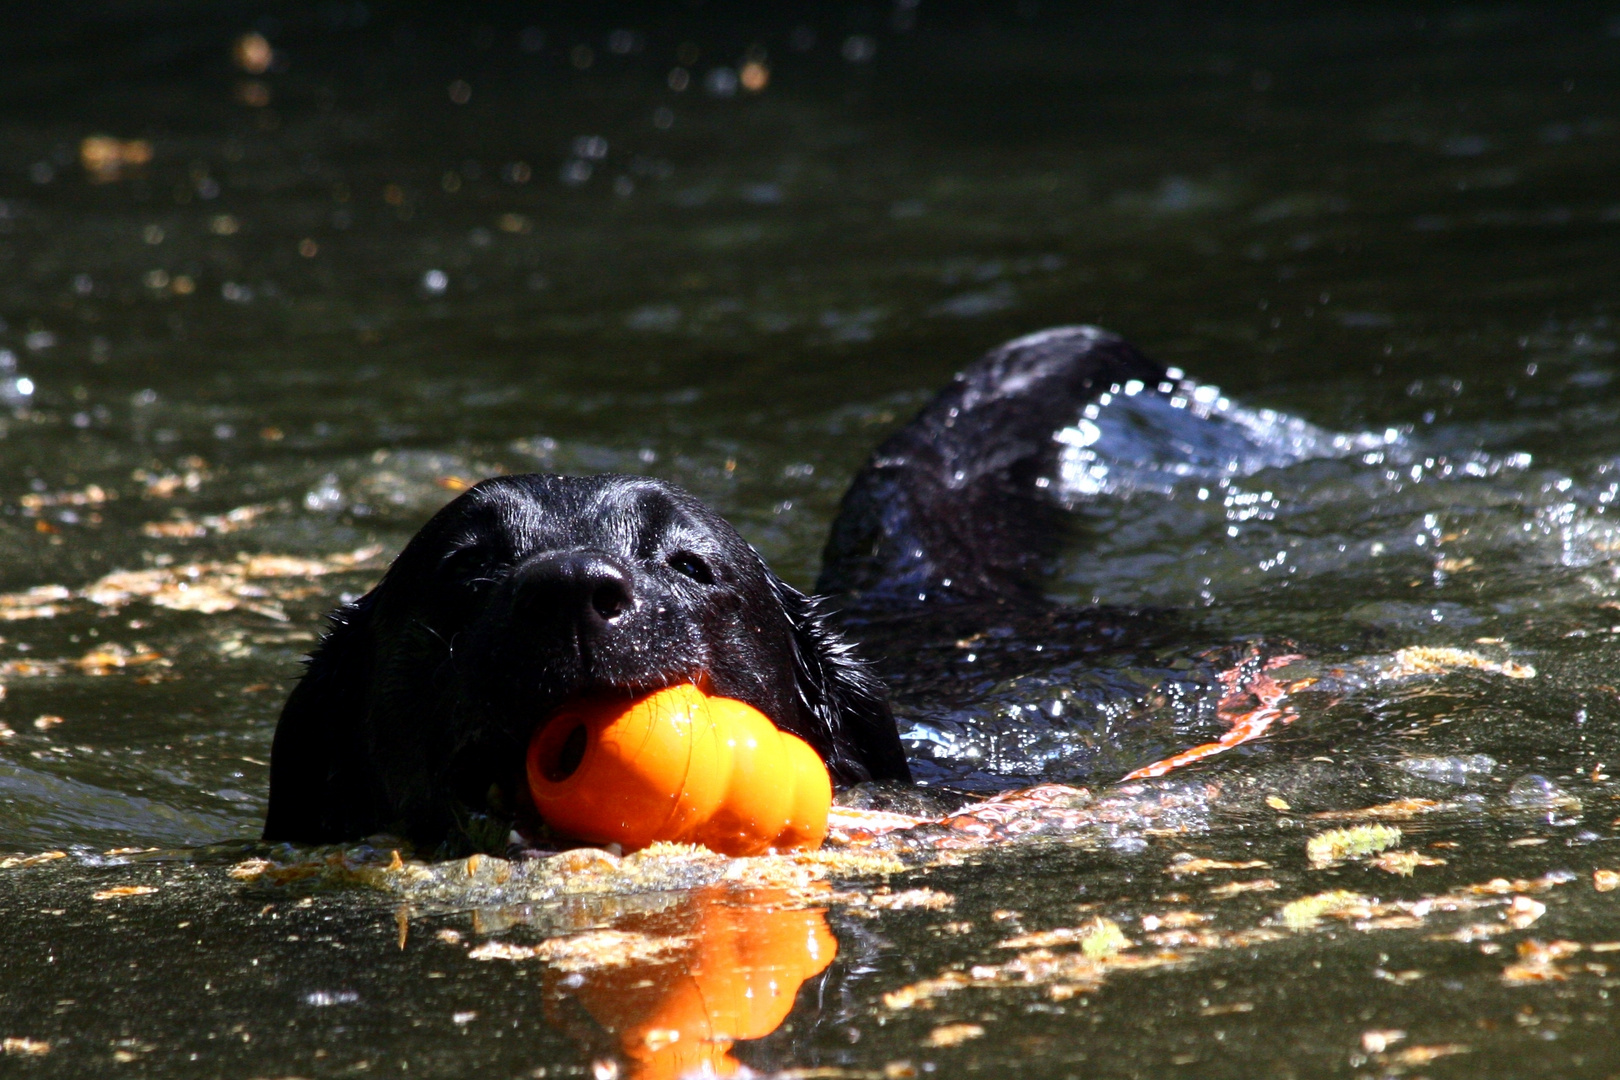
[526,683,832,856]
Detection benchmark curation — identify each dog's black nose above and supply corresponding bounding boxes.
[514,550,635,625]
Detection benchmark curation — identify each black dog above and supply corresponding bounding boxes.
[262,474,908,847]
[264,327,1178,850]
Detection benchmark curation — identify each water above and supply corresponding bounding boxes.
[4,4,1620,1076]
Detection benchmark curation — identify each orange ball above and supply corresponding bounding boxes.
[526,683,832,856]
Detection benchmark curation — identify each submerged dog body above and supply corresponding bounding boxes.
[266,327,1254,849]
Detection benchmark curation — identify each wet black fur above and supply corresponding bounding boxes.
[818,326,1165,602]
[264,326,1167,849]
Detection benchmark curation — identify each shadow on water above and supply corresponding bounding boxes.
[4,2,1620,1076]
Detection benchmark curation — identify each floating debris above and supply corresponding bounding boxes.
[0,586,72,622]
[1504,895,1546,930]
[2,1038,51,1056]
[998,917,1131,957]
[229,839,907,908]
[1208,878,1280,898]
[883,971,973,1010]
[91,885,157,900]
[1311,799,1443,821]
[1372,969,1424,985]
[866,887,954,911]
[141,503,278,538]
[73,643,165,675]
[827,783,1164,850]
[1462,871,1577,895]
[0,644,168,680]
[1370,850,1447,876]
[1378,1044,1470,1067]
[1278,891,1372,929]
[1124,651,1302,780]
[133,465,208,497]
[18,484,114,512]
[1165,854,1270,876]
[1502,939,1581,984]
[1429,922,1511,944]
[1077,918,1131,958]
[1381,646,1535,680]
[469,930,688,972]
[232,31,274,74]
[1140,910,1211,931]
[0,545,385,623]
[924,1023,984,1048]
[886,943,1188,1009]
[1307,825,1402,867]
[79,137,152,182]
[1124,645,1538,786]
[1361,1029,1406,1054]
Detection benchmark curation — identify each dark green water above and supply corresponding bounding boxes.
[4,4,1620,1076]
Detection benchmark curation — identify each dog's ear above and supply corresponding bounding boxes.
[768,572,912,785]
[262,590,383,842]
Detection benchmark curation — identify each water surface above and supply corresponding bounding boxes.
[4,4,1620,1077]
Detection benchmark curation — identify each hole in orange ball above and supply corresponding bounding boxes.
[541,723,588,782]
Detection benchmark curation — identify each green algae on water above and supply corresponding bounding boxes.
[1079,916,1132,958]
[1307,824,1402,867]
[1279,890,1372,930]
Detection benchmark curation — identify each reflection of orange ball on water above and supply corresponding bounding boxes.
[526,683,832,856]
[546,887,837,1080]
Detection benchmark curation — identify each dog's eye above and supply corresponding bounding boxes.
[666,551,715,584]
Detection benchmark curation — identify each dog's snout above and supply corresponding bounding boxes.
[516,550,635,626]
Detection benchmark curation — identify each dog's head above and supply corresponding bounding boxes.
[263,474,907,850]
